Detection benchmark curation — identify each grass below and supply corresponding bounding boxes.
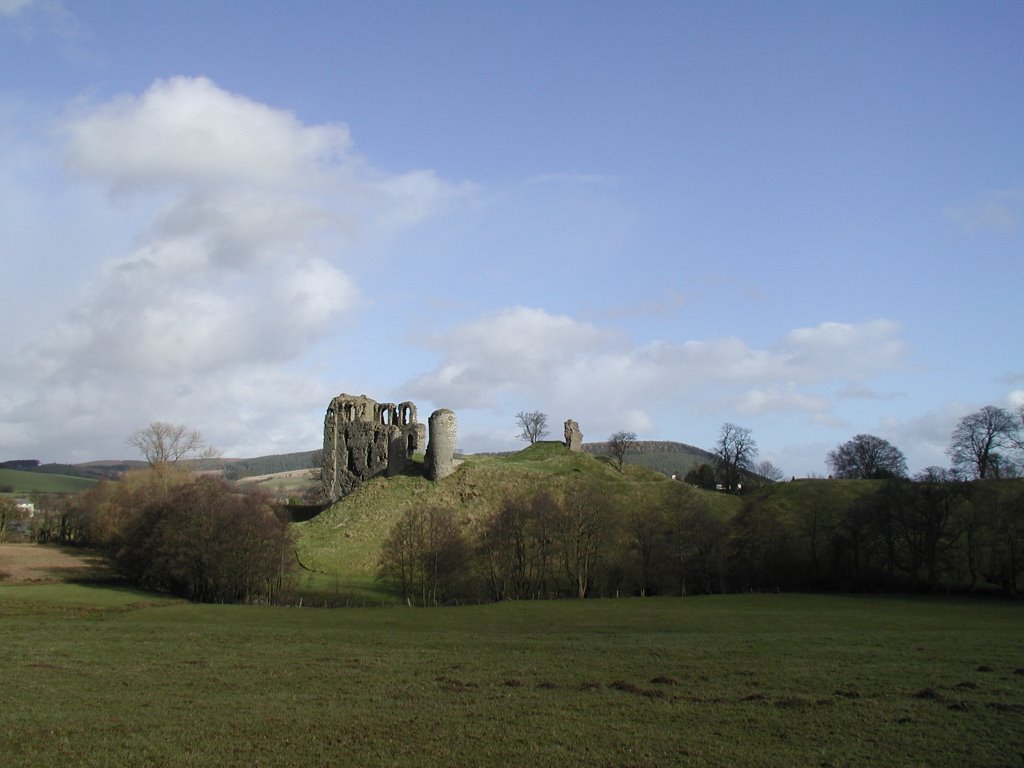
[0,543,111,584]
[0,467,97,495]
[1,574,1022,767]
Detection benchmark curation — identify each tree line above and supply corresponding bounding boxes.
[377,474,1024,605]
[45,467,293,603]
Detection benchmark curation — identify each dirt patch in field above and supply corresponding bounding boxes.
[0,544,111,584]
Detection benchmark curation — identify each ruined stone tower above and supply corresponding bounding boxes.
[321,394,422,502]
[425,409,457,481]
[321,394,457,502]
[564,419,583,452]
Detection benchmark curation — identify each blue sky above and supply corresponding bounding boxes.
[1,1,1022,474]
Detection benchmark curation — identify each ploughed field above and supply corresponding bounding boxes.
[1,546,1022,767]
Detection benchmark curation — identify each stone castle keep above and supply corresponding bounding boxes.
[321,394,457,502]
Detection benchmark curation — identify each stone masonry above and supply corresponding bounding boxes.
[321,394,421,502]
[425,409,457,480]
[564,419,583,452]
[321,393,457,502]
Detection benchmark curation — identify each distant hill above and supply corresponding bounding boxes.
[6,453,319,483]
[0,467,97,495]
[219,451,319,480]
[583,440,716,477]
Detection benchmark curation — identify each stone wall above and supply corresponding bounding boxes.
[564,419,583,451]
[321,393,422,502]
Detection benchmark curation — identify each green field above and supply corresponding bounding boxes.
[0,467,97,495]
[1,566,1022,767]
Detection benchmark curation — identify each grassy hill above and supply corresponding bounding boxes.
[6,453,319,483]
[587,440,717,477]
[0,467,97,495]
[294,441,742,600]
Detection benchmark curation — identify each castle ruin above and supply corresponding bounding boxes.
[564,419,583,451]
[321,393,456,502]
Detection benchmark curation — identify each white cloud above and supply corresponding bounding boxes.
[734,388,832,417]
[0,0,79,40]
[1008,390,1024,409]
[2,77,467,460]
[879,404,965,472]
[408,307,625,409]
[62,76,350,192]
[775,320,909,382]
[406,308,911,434]
[837,382,905,401]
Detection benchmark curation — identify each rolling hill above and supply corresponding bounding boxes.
[0,467,97,495]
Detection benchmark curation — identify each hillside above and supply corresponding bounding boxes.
[234,468,318,500]
[219,450,318,480]
[294,441,742,598]
[0,467,97,495]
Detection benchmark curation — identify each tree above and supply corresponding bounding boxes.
[126,421,219,468]
[515,411,549,444]
[888,479,968,592]
[607,430,638,470]
[0,497,26,543]
[947,406,1021,479]
[713,423,757,492]
[626,504,671,596]
[555,484,613,598]
[666,485,726,595]
[378,505,468,605]
[754,459,785,486]
[827,434,907,480]
[477,490,558,601]
[67,469,292,602]
[683,463,717,490]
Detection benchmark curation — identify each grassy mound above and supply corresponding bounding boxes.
[294,443,741,599]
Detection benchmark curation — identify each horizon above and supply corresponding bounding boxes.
[1,1,1021,476]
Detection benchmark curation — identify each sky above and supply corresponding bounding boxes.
[1,1,1022,475]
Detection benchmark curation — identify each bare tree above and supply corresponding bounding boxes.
[555,484,613,598]
[126,421,219,469]
[713,423,757,492]
[827,434,907,479]
[607,430,638,470]
[754,459,785,485]
[947,406,1021,479]
[515,411,550,444]
[378,505,468,605]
